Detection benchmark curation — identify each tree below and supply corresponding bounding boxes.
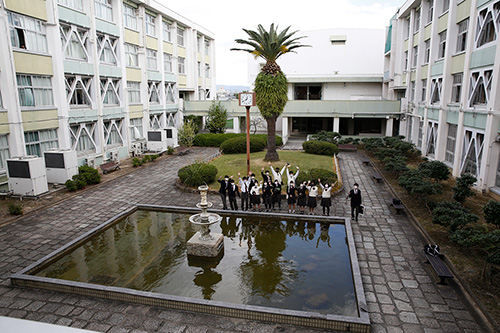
[206,101,228,134]
[483,200,500,228]
[231,24,309,161]
[452,173,476,203]
[178,119,197,147]
[418,160,450,182]
[398,169,442,200]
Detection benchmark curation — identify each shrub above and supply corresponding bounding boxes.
[132,157,143,167]
[142,155,151,164]
[384,156,409,176]
[150,154,158,161]
[193,133,282,147]
[178,162,218,187]
[220,136,266,154]
[418,161,450,182]
[206,101,228,134]
[8,203,23,215]
[65,179,77,191]
[362,137,384,151]
[178,119,197,147]
[431,201,479,232]
[452,173,476,203]
[183,115,202,134]
[398,169,442,199]
[483,200,500,228]
[311,131,341,143]
[302,140,339,156]
[252,134,283,147]
[296,168,337,186]
[167,146,174,155]
[72,174,86,189]
[78,165,100,185]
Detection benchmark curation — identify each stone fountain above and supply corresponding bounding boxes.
[186,185,224,257]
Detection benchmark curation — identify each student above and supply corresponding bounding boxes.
[262,180,273,212]
[228,179,240,210]
[297,182,308,214]
[248,173,258,192]
[286,164,299,187]
[346,182,362,222]
[306,181,319,215]
[217,175,230,210]
[272,179,282,210]
[238,173,250,211]
[318,178,335,216]
[261,167,272,183]
[286,181,297,213]
[250,181,262,211]
[269,161,287,184]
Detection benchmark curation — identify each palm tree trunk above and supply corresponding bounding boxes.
[264,117,279,161]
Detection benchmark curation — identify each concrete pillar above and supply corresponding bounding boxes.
[434,109,448,161]
[333,117,340,132]
[282,116,289,144]
[478,113,500,190]
[452,110,466,177]
[233,117,240,133]
[385,118,394,136]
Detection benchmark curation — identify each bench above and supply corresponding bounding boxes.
[391,198,404,214]
[362,158,371,166]
[424,251,454,284]
[338,144,358,152]
[100,161,120,174]
[373,172,382,183]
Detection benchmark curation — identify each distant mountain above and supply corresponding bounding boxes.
[216,85,251,93]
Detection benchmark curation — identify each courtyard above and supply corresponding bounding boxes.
[0,148,488,332]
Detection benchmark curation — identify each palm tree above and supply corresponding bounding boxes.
[231,24,309,161]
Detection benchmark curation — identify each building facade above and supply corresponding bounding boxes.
[0,0,215,188]
[383,0,500,192]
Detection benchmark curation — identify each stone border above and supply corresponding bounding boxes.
[11,204,370,332]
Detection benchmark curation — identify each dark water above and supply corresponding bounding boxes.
[35,210,357,316]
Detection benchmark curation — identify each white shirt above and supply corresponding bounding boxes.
[250,184,261,195]
[271,165,287,183]
[307,185,318,197]
[320,184,332,198]
[286,166,299,186]
[239,178,250,193]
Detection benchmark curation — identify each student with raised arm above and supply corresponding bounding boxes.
[238,172,250,211]
[306,180,319,215]
[250,180,262,211]
[268,161,287,184]
[286,164,299,187]
[318,178,335,216]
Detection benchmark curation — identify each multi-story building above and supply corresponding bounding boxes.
[0,0,215,189]
[383,0,500,192]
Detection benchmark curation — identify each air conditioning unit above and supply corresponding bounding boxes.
[165,127,178,148]
[85,157,96,168]
[147,130,168,152]
[44,149,78,184]
[131,142,143,157]
[109,151,119,161]
[7,156,49,196]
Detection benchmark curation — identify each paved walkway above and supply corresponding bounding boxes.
[0,148,486,332]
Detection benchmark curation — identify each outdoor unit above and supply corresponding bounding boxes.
[44,149,78,184]
[85,157,96,168]
[147,130,168,152]
[131,142,142,156]
[165,127,178,148]
[109,151,119,161]
[7,156,49,196]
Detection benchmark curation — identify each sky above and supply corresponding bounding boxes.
[158,0,403,87]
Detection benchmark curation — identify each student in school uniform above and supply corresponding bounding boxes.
[272,179,282,210]
[306,181,319,215]
[318,178,335,216]
[296,182,308,215]
[269,161,287,184]
[287,181,297,213]
[346,182,362,222]
[228,179,240,210]
[261,180,273,212]
[238,172,250,211]
[286,164,300,187]
[250,181,262,211]
[217,175,230,210]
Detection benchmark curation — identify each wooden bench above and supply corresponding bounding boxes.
[424,251,454,284]
[338,144,358,152]
[373,172,382,183]
[362,158,371,166]
[391,198,404,214]
[100,161,120,174]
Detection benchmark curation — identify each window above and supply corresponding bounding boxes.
[442,0,450,13]
[427,0,433,23]
[205,64,210,78]
[100,78,120,105]
[469,69,493,107]
[426,122,438,156]
[148,81,160,103]
[127,81,141,104]
[177,27,185,46]
[424,39,431,63]
[451,73,463,103]
[145,13,156,36]
[123,3,137,30]
[95,0,113,21]
[25,129,58,157]
[461,129,484,177]
[65,75,92,106]
[456,19,468,52]
[130,118,143,141]
[205,39,210,54]
[0,135,10,170]
[495,154,500,187]
[146,49,157,70]
[197,62,201,77]
[421,79,427,101]
[404,51,408,70]
[163,21,171,42]
[178,57,185,74]
[16,75,54,107]
[445,124,457,164]
[125,43,138,67]
[412,46,418,68]
[197,36,202,52]
[103,119,123,146]
[164,53,172,72]
[58,0,83,11]
[417,121,423,148]
[295,85,322,100]
[7,12,48,53]
[408,117,413,143]
[97,34,118,65]
[438,31,446,58]
[60,23,89,60]
[405,16,410,39]
[70,122,96,152]
[476,4,498,47]
[430,77,442,104]
[165,82,176,104]
[410,81,416,101]
[198,88,205,100]
[414,8,421,32]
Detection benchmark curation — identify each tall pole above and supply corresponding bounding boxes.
[246,106,251,175]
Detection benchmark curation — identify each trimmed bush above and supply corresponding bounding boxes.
[178,162,218,187]
[296,168,337,186]
[132,157,143,167]
[483,200,500,228]
[78,165,100,185]
[418,160,450,182]
[193,133,282,147]
[72,174,86,189]
[453,173,476,203]
[8,203,23,215]
[311,131,341,143]
[220,136,266,154]
[302,140,339,156]
[65,179,77,191]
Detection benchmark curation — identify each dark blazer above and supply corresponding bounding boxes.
[261,172,272,183]
[228,183,240,198]
[348,189,362,206]
[297,186,307,198]
[272,183,282,194]
[262,183,272,197]
[218,179,229,194]
[287,185,297,198]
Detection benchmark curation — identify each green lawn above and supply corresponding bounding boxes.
[208,151,335,187]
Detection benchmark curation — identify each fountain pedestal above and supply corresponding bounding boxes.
[187,185,224,258]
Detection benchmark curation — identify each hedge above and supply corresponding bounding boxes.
[220,136,266,154]
[302,140,339,156]
[178,162,218,187]
[193,133,282,147]
[296,168,338,186]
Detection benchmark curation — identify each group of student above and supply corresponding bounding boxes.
[217,162,337,216]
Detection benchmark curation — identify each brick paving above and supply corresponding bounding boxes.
[0,148,487,332]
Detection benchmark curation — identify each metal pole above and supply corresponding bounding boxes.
[246,106,251,175]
